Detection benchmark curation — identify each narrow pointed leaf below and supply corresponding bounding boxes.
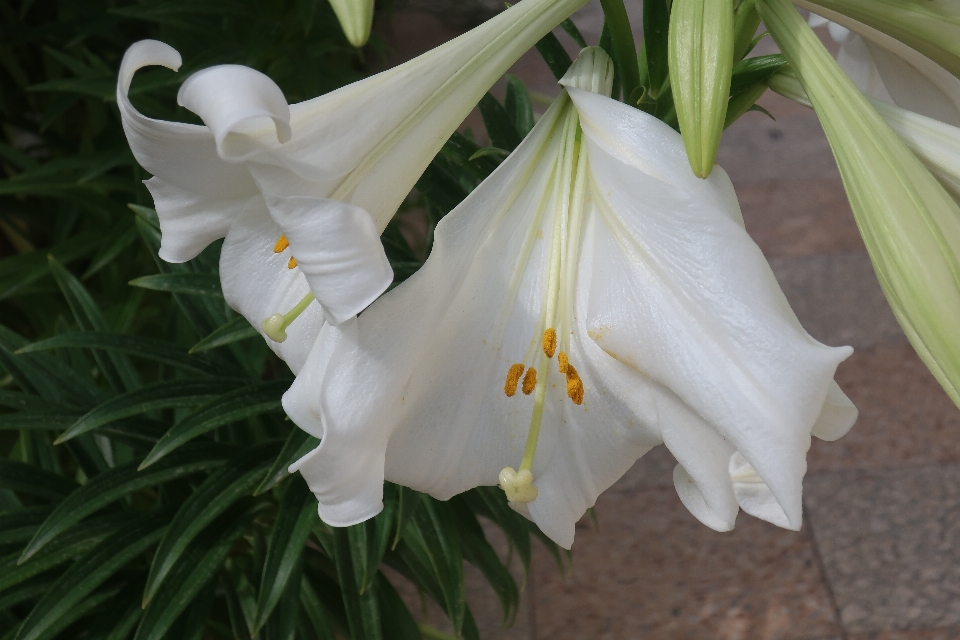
[16,512,169,640]
[16,332,223,376]
[57,378,247,444]
[0,413,81,432]
[135,506,259,640]
[643,0,671,95]
[478,93,521,152]
[0,507,51,545]
[560,17,587,47]
[504,75,535,138]
[143,446,276,605]
[253,428,319,496]
[733,0,762,63]
[331,526,383,640]
[0,460,79,500]
[0,513,133,591]
[139,381,287,469]
[189,316,259,353]
[128,273,222,297]
[20,446,232,562]
[253,479,317,633]
[534,31,573,80]
[47,256,140,393]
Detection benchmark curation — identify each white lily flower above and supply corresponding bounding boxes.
[329,0,375,48]
[805,7,960,127]
[285,48,857,549]
[117,0,588,372]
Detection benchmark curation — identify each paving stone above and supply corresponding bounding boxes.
[805,465,960,635]
[769,252,904,350]
[737,177,864,258]
[849,629,960,640]
[532,487,842,640]
[809,343,960,474]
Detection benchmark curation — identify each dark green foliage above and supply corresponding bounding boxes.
[0,0,564,637]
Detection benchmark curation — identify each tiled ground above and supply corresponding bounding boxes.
[383,2,960,638]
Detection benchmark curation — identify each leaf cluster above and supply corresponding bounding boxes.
[0,1,564,638]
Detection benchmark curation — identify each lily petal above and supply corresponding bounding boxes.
[286,58,853,546]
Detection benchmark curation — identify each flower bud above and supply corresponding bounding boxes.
[762,0,960,408]
[329,0,375,48]
[668,0,735,178]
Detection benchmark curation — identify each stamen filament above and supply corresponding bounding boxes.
[261,292,316,343]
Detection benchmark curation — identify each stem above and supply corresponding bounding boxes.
[599,0,642,105]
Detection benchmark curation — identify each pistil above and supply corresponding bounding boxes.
[261,292,316,342]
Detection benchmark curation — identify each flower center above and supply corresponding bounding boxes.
[499,100,590,504]
[261,234,313,342]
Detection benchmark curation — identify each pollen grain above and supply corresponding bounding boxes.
[287,256,298,269]
[557,351,569,374]
[522,367,537,395]
[565,363,584,405]
[504,364,525,397]
[273,235,290,253]
[542,328,557,358]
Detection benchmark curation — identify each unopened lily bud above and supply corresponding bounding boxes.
[668,0,735,178]
[761,0,960,408]
[329,0,375,48]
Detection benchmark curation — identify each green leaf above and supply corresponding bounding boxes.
[139,381,287,469]
[0,232,101,301]
[391,484,422,550]
[462,487,531,577]
[20,446,232,563]
[298,575,338,640]
[0,390,60,412]
[261,556,301,640]
[0,513,133,592]
[373,573,421,640]
[0,459,79,500]
[450,497,518,625]
[534,31,573,81]
[143,447,276,606]
[0,575,54,612]
[129,273,222,297]
[396,497,465,635]
[17,332,224,376]
[0,412,80,432]
[643,0,672,96]
[135,505,260,640]
[48,256,140,393]
[253,428,319,496]
[504,75,535,138]
[0,507,52,545]
[82,224,138,280]
[729,53,787,96]
[331,526,383,640]
[25,587,121,640]
[16,512,170,640]
[733,0,762,62]
[57,378,248,444]
[189,316,259,353]
[478,93,521,152]
[560,17,587,47]
[0,326,101,406]
[253,479,316,633]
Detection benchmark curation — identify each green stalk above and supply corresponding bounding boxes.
[599,0,642,105]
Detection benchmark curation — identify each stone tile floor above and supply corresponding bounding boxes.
[381,2,960,637]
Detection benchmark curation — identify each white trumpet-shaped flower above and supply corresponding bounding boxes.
[806,8,960,127]
[284,48,857,549]
[117,0,587,372]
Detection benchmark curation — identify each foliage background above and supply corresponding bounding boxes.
[0,1,567,638]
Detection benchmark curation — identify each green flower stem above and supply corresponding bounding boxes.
[599,0,642,105]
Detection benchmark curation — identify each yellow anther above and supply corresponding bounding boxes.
[273,235,290,253]
[499,467,538,503]
[565,363,584,405]
[504,364,525,397]
[287,256,298,269]
[558,351,569,374]
[522,367,537,395]
[542,328,557,358]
